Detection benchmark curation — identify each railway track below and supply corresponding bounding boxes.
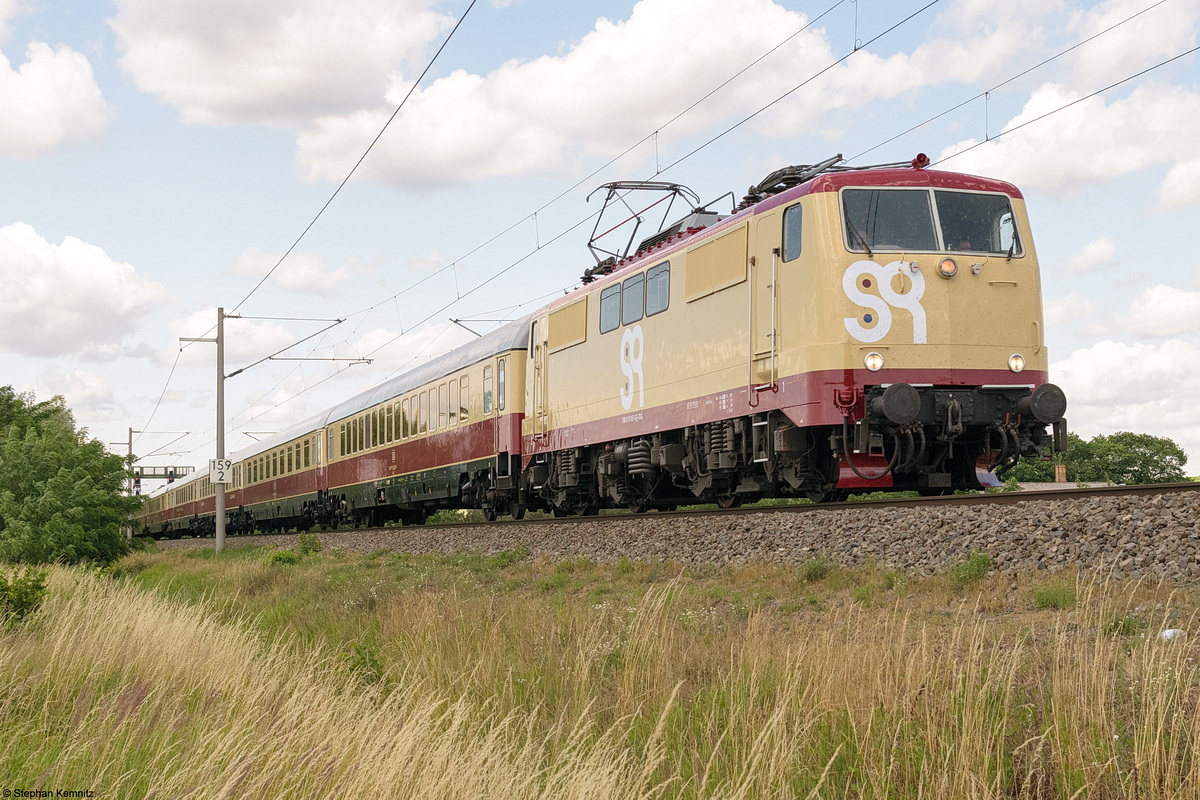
[429,480,1200,530]
[155,481,1200,540]
[154,482,1200,580]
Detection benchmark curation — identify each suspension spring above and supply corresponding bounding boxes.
[628,439,654,477]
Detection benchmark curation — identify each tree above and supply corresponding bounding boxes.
[1074,431,1187,484]
[1009,430,1188,485]
[0,388,140,564]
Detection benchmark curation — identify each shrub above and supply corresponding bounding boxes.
[267,549,300,566]
[295,532,322,556]
[1,566,48,624]
[799,554,835,583]
[1104,613,1148,637]
[947,550,994,591]
[1032,583,1076,610]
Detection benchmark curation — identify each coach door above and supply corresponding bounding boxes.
[750,211,781,393]
[531,316,549,438]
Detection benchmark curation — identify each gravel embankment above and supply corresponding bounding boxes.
[155,490,1200,578]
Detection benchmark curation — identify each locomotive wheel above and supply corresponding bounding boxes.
[483,507,498,522]
[715,493,741,509]
[509,502,526,520]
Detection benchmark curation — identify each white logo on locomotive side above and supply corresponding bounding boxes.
[842,259,927,344]
[620,324,645,411]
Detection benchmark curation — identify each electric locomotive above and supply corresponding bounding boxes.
[519,153,1067,513]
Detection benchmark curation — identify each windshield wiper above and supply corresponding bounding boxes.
[848,225,872,258]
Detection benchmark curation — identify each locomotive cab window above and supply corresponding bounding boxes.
[842,187,1021,256]
[934,190,1022,256]
[842,188,936,252]
[782,204,802,262]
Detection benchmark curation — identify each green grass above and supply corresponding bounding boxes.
[1032,582,1077,609]
[4,550,1200,798]
[947,549,995,591]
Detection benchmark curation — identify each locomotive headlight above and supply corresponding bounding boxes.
[938,257,958,278]
[864,352,885,372]
[1008,353,1026,373]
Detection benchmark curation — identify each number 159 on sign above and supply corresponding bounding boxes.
[209,459,233,484]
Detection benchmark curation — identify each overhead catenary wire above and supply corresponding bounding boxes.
[185,0,1184,456]
[849,0,1171,162]
[215,0,949,439]
[934,43,1200,167]
[229,0,481,316]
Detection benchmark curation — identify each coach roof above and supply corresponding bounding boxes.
[232,314,533,461]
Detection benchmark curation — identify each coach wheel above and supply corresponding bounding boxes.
[484,507,498,522]
[510,502,526,521]
[715,493,741,509]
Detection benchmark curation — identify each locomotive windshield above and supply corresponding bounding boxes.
[842,188,1021,256]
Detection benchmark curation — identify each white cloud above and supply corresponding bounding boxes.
[229,247,377,294]
[110,0,452,126]
[1043,292,1098,327]
[1052,339,1200,468]
[0,41,111,157]
[1119,284,1200,337]
[0,222,166,356]
[1067,0,1200,88]
[1067,236,1116,275]
[1156,157,1200,212]
[169,307,308,367]
[37,369,116,416]
[405,251,450,274]
[0,0,19,40]
[936,82,1200,195]
[296,0,989,187]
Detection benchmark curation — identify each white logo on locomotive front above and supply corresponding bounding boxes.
[620,324,646,411]
[842,259,927,344]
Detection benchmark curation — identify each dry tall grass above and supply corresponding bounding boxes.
[2,554,1199,799]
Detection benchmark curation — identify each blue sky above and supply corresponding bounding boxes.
[1,0,1198,476]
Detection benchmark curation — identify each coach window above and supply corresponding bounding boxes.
[402,398,410,438]
[449,379,459,424]
[782,205,802,262]
[646,262,669,316]
[599,285,620,334]
[483,366,494,415]
[339,424,346,457]
[272,452,278,478]
[498,359,506,411]
[460,377,469,423]
[359,416,367,452]
[622,273,644,326]
[304,440,311,468]
[439,383,449,429]
[287,447,294,473]
[385,405,394,443]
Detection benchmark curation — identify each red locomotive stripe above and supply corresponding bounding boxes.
[522,367,1049,457]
